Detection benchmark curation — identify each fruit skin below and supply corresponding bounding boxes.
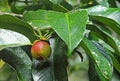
[31,40,51,60]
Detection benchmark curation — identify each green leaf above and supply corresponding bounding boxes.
[49,0,63,4]
[47,10,88,56]
[116,1,120,8]
[23,10,88,56]
[105,48,120,73]
[32,38,68,81]
[88,58,100,81]
[0,47,33,81]
[0,15,37,42]
[87,5,120,35]
[51,38,68,81]
[0,64,18,81]
[93,42,112,67]
[38,0,68,12]
[0,29,31,50]
[23,10,51,30]
[108,0,117,7]
[81,38,113,81]
[88,5,120,24]
[60,0,73,11]
[80,0,92,4]
[49,0,73,10]
[94,42,120,75]
[87,24,120,56]
[10,1,26,14]
[95,0,109,7]
[91,29,120,73]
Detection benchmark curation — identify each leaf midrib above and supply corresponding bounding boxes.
[65,13,71,53]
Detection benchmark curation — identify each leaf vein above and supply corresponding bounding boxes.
[65,13,71,53]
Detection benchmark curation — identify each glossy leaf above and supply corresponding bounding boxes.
[47,10,88,56]
[0,47,33,81]
[0,29,31,50]
[87,24,120,55]
[88,5,120,23]
[94,42,120,74]
[81,38,113,81]
[0,15,36,42]
[51,38,68,81]
[32,38,68,81]
[105,48,120,73]
[32,60,53,81]
[95,0,109,7]
[87,5,120,35]
[23,10,88,56]
[88,58,100,81]
[116,1,120,8]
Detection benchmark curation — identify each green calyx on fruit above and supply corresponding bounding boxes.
[31,40,51,60]
[33,28,53,41]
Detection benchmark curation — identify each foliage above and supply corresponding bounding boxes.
[0,0,120,81]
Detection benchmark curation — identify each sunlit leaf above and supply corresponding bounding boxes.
[0,29,31,50]
[88,5,120,35]
[48,10,88,56]
[88,5,120,23]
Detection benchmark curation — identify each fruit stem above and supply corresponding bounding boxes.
[45,31,53,39]
[43,30,49,37]
[37,28,43,38]
[33,30,41,37]
[33,28,53,40]
[33,28,43,39]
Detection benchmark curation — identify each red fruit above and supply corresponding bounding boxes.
[31,40,51,60]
